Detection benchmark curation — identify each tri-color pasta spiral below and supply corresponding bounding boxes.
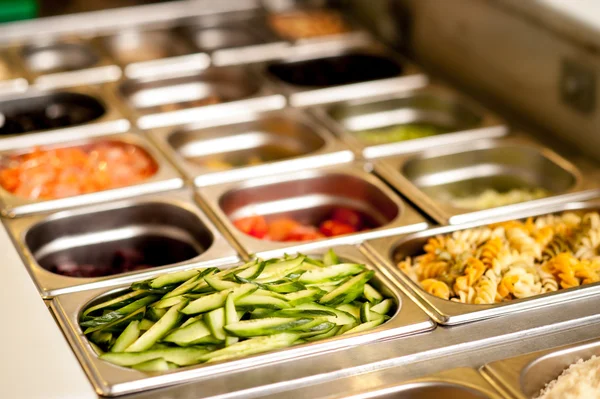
[396,212,600,304]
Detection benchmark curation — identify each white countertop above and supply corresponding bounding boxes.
[0,223,96,399]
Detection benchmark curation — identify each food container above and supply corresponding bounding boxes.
[198,162,428,258]
[483,338,600,399]
[0,131,183,217]
[149,109,354,187]
[0,86,129,150]
[375,135,600,225]
[116,65,286,129]
[100,28,208,80]
[15,39,121,89]
[312,83,508,159]
[0,49,28,95]
[5,189,238,297]
[264,43,427,107]
[49,245,434,396]
[364,199,600,325]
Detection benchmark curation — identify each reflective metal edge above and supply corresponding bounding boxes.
[0,130,185,217]
[197,162,429,259]
[363,198,600,325]
[481,338,600,399]
[259,40,429,108]
[0,84,130,151]
[373,134,600,225]
[108,65,287,130]
[4,188,239,298]
[49,244,434,397]
[148,108,355,187]
[310,82,509,160]
[0,48,28,95]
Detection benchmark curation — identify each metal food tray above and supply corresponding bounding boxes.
[0,130,184,217]
[261,40,428,107]
[4,188,238,297]
[0,49,28,95]
[149,108,354,187]
[374,134,600,225]
[364,199,600,325]
[482,338,600,399]
[50,244,434,396]
[311,82,508,159]
[113,64,286,130]
[197,162,429,258]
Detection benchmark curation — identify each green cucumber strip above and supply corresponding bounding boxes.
[89,342,104,356]
[336,322,358,335]
[256,255,306,283]
[131,280,176,294]
[294,302,357,325]
[163,274,202,299]
[201,333,300,362]
[319,271,375,306]
[336,304,361,320]
[83,290,147,318]
[81,295,158,328]
[269,308,336,318]
[126,302,186,352]
[253,289,289,301]
[84,306,146,334]
[296,321,336,337]
[131,357,170,372]
[101,347,212,366]
[225,293,239,346]
[182,284,257,315]
[234,260,264,280]
[304,256,325,268]
[250,308,274,319]
[162,320,212,346]
[265,280,306,293]
[360,302,371,323]
[342,317,385,335]
[204,275,240,291]
[323,249,339,266]
[90,331,113,347]
[139,319,155,331]
[305,325,341,341]
[224,317,312,337]
[363,284,384,304]
[299,263,365,284]
[179,316,199,329]
[146,307,167,322]
[205,308,226,341]
[371,298,393,315]
[153,295,186,309]
[284,288,325,306]
[111,321,141,352]
[235,294,291,309]
[151,269,199,289]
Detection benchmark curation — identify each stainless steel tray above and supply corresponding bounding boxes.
[9,36,121,90]
[4,188,238,297]
[311,82,508,159]
[50,244,434,396]
[0,130,184,217]
[149,108,354,187]
[261,40,428,107]
[364,199,600,325]
[0,84,130,151]
[197,162,429,258]
[0,48,28,95]
[112,64,286,129]
[482,338,600,399]
[374,135,600,225]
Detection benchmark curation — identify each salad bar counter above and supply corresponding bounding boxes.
[3,1,600,398]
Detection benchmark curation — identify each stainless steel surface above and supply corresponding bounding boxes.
[198,162,428,258]
[364,199,600,325]
[0,50,28,95]
[375,135,600,225]
[262,42,428,107]
[149,109,354,187]
[50,245,433,396]
[483,338,600,399]
[115,65,286,129]
[0,85,130,151]
[0,130,183,217]
[312,83,508,159]
[5,189,238,297]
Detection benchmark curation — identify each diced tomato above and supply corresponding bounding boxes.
[268,218,301,241]
[330,208,363,229]
[286,225,325,242]
[319,220,357,237]
[233,216,269,239]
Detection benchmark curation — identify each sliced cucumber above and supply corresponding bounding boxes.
[81,295,158,328]
[323,249,339,266]
[151,269,199,289]
[360,302,371,323]
[205,308,226,341]
[305,325,341,341]
[235,294,291,309]
[269,308,336,319]
[335,304,361,320]
[163,274,201,299]
[204,275,240,291]
[83,290,147,318]
[264,280,306,293]
[111,321,141,352]
[182,284,256,315]
[89,331,113,347]
[363,284,383,304]
[256,256,306,283]
[163,320,213,346]
[293,320,336,337]
[284,288,325,306]
[126,302,186,352]
[342,317,385,335]
[89,342,104,356]
[336,322,358,335]
[298,263,365,284]
[139,319,155,331]
[153,295,186,309]
[200,333,300,363]
[319,271,375,306]
[234,260,264,280]
[294,302,356,325]
[371,298,394,315]
[131,357,170,372]
[253,289,289,301]
[146,307,167,322]
[250,308,274,319]
[101,347,212,366]
[84,306,146,334]
[224,293,239,346]
[224,317,312,337]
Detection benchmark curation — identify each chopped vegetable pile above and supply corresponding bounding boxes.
[80,250,394,372]
[268,10,349,40]
[233,208,372,242]
[0,141,157,199]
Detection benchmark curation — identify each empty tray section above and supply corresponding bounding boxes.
[22,42,100,74]
[103,29,192,64]
[25,202,213,278]
[191,26,266,51]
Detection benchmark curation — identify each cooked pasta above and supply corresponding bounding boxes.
[396,211,600,304]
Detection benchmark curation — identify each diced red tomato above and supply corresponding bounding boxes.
[286,225,325,242]
[330,208,363,229]
[233,215,269,239]
[268,218,301,241]
[319,220,357,237]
